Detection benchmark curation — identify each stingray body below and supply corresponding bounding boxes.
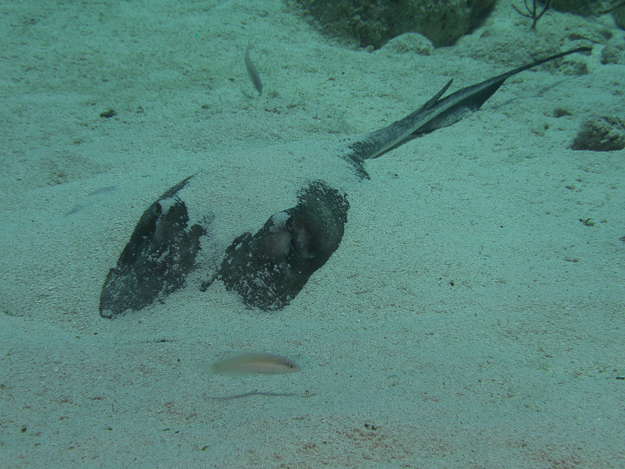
[99,47,590,318]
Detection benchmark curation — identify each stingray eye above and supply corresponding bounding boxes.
[153,202,162,218]
[290,213,316,259]
[285,216,295,234]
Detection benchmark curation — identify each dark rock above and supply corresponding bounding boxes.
[613,5,625,29]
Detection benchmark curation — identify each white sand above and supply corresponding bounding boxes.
[1,0,624,467]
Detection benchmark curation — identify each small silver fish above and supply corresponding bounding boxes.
[200,352,300,377]
[244,41,263,96]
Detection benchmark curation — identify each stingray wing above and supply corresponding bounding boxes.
[99,176,207,318]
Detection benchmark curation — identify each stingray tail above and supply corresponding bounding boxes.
[348,46,591,161]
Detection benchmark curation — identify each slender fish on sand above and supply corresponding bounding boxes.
[200,352,301,377]
[244,41,263,95]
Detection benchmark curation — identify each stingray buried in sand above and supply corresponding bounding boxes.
[99,47,591,318]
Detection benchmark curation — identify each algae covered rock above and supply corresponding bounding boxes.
[570,116,625,151]
[288,0,496,49]
[551,0,615,16]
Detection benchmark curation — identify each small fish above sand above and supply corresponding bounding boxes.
[200,352,301,377]
[244,41,263,95]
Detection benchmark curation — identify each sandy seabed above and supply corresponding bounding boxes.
[1,0,624,467]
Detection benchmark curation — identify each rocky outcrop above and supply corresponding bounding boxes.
[288,0,497,49]
[570,116,625,151]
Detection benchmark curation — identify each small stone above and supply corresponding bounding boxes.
[382,33,434,56]
[570,116,625,152]
[99,109,116,118]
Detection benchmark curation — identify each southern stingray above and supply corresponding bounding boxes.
[99,46,590,318]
